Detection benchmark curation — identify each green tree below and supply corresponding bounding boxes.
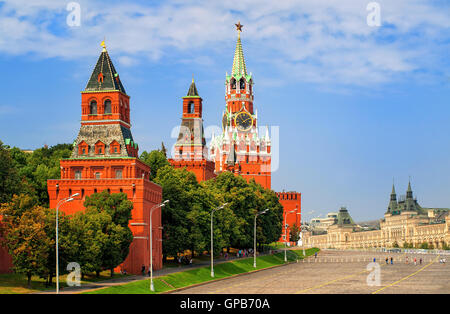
[289,223,301,242]
[0,195,51,288]
[83,191,134,276]
[204,173,283,250]
[8,143,72,206]
[154,165,200,259]
[59,210,103,278]
[0,141,21,204]
[140,150,170,181]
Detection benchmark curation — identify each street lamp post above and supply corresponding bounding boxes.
[284,210,296,262]
[254,209,269,268]
[55,192,79,294]
[211,203,227,278]
[301,223,307,257]
[301,210,316,257]
[150,200,169,292]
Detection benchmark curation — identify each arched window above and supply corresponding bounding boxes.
[230,78,236,90]
[90,100,97,115]
[104,99,112,114]
[188,101,195,114]
[240,78,246,90]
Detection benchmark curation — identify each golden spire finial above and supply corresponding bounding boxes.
[100,37,106,51]
[235,21,243,38]
[192,74,195,83]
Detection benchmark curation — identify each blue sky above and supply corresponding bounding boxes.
[0,0,449,221]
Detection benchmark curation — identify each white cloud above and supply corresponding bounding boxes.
[0,0,448,87]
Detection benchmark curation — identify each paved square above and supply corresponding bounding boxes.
[172,250,449,294]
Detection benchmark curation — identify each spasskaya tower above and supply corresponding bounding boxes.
[210,22,271,189]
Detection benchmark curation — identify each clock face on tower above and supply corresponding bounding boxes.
[234,112,253,132]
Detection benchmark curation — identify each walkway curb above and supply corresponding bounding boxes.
[162,255,312,294]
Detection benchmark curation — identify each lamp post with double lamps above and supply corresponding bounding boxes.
[211,203,228,278]
[149,200,169,292]
[284,209,296,262]
[55,192,79,294]
[254,209,269,268]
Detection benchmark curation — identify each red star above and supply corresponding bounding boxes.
[235,21,244,32]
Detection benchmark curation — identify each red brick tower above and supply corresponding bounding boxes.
[47,43,163,274]
[169,79,215,182]
[210,22,271,189]
[276,192,302,243]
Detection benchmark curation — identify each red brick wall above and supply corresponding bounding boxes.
[169,159,216,182]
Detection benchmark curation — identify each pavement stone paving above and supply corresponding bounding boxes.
[171,250,449,294]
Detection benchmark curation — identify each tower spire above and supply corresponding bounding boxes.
[232,21,247,78]
[387,181,398,214]
[85,44,126,94]
[187,77,199,97]
[406,178,413,199]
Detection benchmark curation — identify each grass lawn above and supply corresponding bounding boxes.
[85,248,319,294]
[0,271,129,294]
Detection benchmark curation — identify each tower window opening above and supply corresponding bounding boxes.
[74,170,82,180]
[188,101,195,114]
[240,78,246,90]
[90,100,97,115]
[230,78,236,90]
[104,99,112,114]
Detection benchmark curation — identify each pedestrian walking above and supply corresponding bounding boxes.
[414,257,417,266]
[405,256,409,264]
[390,257,393,264]
[385,257,388,264]
[141,265,146,276]
[419,258,422,265]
